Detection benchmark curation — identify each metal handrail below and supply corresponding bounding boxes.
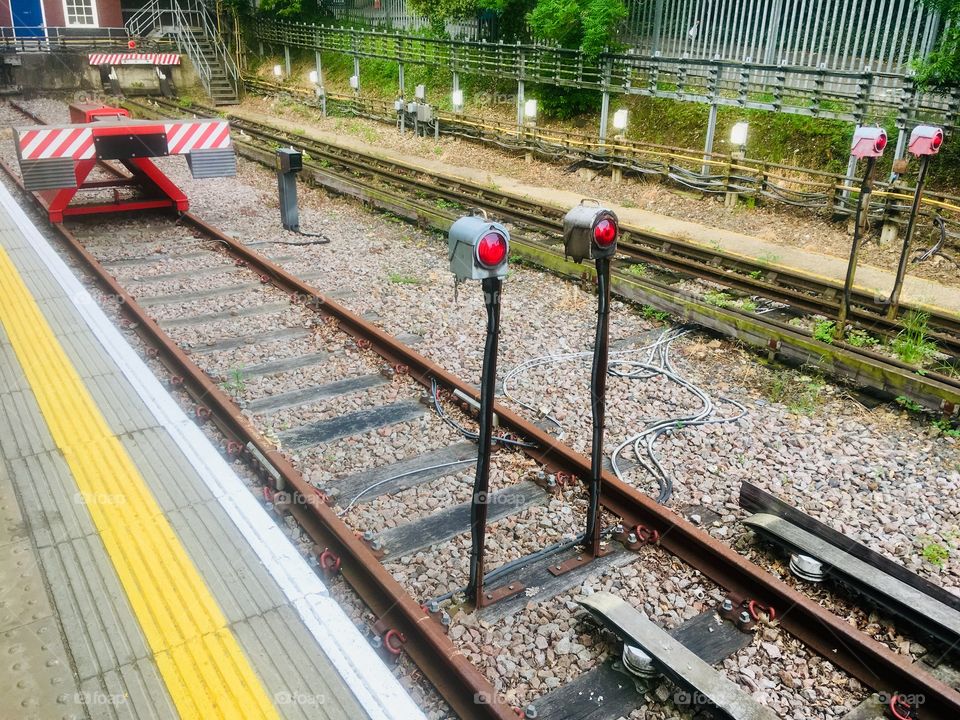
[123,0,237,100]
[125,0,161,38]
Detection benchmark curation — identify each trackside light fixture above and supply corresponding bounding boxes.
[273,64,282,78]
[908,125,944,156]
[524,99,537,119]
[850,126,887,159]
[612,108,628,132]
[308,70,318,84]
[452,89,464,110]
[730,121,749,147]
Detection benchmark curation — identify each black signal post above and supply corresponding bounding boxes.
[447,213,510,607]
[586,255,611,556]
[467,275,503,605]
[562,201,618,559]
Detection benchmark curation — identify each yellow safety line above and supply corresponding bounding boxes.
[0,247,280,720]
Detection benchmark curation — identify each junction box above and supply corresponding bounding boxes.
[276,147,303,232]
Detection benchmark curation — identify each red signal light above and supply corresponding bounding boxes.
[476,231,508,268]
[933,131,944,149]
[874,133,887,152]
[593,217,617,247]
[128,40,136,49]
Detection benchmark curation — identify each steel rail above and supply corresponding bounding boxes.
[0,158,517,720]
[130,97,960,355]
[117,98,960,415]
[4,151,960,716]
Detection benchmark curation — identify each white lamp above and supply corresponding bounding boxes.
[415,84,425,101]
[308,70,318,84]
[524,99,537,119]
[612,108,628,132]
[349,75,359,90]
[730,121,749,147]
[273,64,282,78]
[452,89,464,110]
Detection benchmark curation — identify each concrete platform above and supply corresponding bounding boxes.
[0,181,423,720]
[225,106,960,319]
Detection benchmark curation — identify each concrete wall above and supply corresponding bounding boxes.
[4,50,198,93]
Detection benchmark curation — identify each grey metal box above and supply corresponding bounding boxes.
[448,215,510,281]
[563,202,618,263]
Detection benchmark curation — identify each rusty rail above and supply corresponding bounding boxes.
[3,154,960,716]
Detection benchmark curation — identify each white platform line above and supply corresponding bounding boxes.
[0,182,426,720]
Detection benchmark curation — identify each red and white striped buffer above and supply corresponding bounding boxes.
[88,53,181,66]
[164,120,233,155]
[16,126,96,161]
[15,119,233,161]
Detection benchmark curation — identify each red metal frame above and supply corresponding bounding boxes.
[36,157,188,223]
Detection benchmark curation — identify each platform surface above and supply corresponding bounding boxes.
[226,105,960,318]
[0,181,424,720]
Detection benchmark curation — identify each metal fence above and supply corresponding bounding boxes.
[254,20,960,129]
[327,0,481,39]
[624,0,945,74]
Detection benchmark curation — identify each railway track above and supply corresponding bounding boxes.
[4,99,960,719]
[119,97,960,417]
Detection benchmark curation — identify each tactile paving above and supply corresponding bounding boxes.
[0,539,54,632]
[0,617,85,720]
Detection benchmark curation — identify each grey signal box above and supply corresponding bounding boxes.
[276,147,303,231]
[448,214,510,281]
[563,202,619,263]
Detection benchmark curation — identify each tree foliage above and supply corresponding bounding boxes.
[526,0,626,57]
[257,0,304,19]
[915,0,960,91]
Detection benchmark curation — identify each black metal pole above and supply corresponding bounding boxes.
[466,276,502,605]
[887,154,930,320]
[585,257,611,556]
[836,155,877,342]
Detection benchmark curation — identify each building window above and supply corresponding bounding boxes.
[64,0,99,26]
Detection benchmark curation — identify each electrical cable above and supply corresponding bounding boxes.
[336,459,476,517]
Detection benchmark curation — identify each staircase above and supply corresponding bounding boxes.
[125,0,239,105]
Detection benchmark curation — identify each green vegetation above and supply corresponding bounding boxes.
[765,367,824,415]
[890,311,939,366]
[812,319,835,344]
[736,298,757,313]
[915,1,960,93]
[220,367,247,396]
[703,290,733,308]
[749,269,763,280]
[844,328,879,348]
[895,395,923,413]
[526,0,626,58]
[921,540,950,568]
[387,272,424,285]
[626,262,647,277]
[435,198,462,210]
[933,418,960,438]
[641,305,669,322]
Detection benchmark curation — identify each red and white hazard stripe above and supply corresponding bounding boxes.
[17,127,95,160]
[88,53,181,66]
[164,120,232,155]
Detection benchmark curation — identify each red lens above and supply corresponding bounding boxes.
[933,131,943,149]
[593,217,617,247]
[476,231,508,268]
[875,133,887,151]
